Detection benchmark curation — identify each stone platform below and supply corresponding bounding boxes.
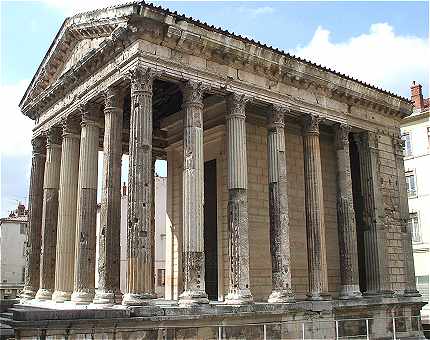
[1,296,425,339]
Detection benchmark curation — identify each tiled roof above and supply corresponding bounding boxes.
[72,1,410,103]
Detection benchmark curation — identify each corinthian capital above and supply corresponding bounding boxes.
[129,66,157,94]
[61,115,80,136]
[78,101,101,126]
[334,123,351,150]
[181,81,207,109]
[303,114,322,135]
[268,104,289,129]
[31,136,46,155]
[226,93,251,119]
[103,86,123,110]
[45,126,62,147]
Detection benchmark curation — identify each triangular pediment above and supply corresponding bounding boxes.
[20,3,138,113]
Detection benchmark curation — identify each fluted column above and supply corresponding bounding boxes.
[334,124,361,299]
[52,117,80,302]
[36,127,62,301]
[71,103,100,304]
[303,115,330,300]
[21,137,46,300]
[355,132,391,295]
[123,67,156,305]
[267,105,294,303]
[225,93,253,305]
[94,87,124,305]
[393,136,420,296]
[179,81,209,306]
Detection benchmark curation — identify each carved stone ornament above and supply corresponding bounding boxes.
[61,115,80,136]
[393,135,405,156]
[45,126,62,146]
[226,93,252,119]
[103,86,122,110]
[78,101,101,125]
[334,123,351,150]
[268,104,289,129]
[303,114,322,135]
[31,136,46,155]
[181,81,206,109]
[129,66,157,94]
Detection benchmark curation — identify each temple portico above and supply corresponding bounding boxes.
[9,2,424,339]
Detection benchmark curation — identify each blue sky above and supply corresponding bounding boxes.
[1,1,429,216]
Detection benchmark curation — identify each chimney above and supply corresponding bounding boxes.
[411,81,424,109]
[122,182,127,196]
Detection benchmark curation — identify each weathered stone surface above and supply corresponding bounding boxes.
[225,93,253,305]
[53,116,80,302]
[21,137,46,300]
[303,115,330,300]
[71,103,100,304]
[36,127,62,301]
[123,67,156,306]
[334,124,361,299]
[267,104,294,303]
[94,86,124,305]
[179,81,209,306]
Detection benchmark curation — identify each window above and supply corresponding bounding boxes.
[19,223,26,235]
[408,212,421,243]
[427,127,430,149]
[416,276,429,302]
[402,133,412,156]
[405,171,417,197]
[157,269,165,287]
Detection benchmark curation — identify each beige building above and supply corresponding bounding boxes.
[2,2,426,339]
[401,81,430,323]
[0,204,27,300]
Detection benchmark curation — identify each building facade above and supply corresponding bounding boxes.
[3,3,425,339]
[0,204,27,300]
[401,81,430,323]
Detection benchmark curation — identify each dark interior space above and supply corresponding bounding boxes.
[350,135,367,293]
[204,159,218,300]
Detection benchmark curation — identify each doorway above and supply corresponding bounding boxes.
[204,159,218,300]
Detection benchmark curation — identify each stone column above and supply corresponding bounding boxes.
[267,104,294,303]
[355,132,391,295]
[122,67,156,306]
[303,115,330,300]
[225,93,253,305]
[52,117,80,302]
[393,136,420,296]
[21,137,46,300]
[94,87,124,305]
[334,124,361,299]
[35,127,62,301]
[71,103,100,304]
[179,81,209,306]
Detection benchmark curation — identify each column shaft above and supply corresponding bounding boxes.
[225,93,253,304]
[71,104,100,304]
[36,127,62,300]
[355,132,391,295]
[94,87,123,304]
[179,81,208,306]
[303,115,330,300]
[21,137,46,300]
[123,67,155,305]
[267,105,294,303]
[334,124,361,299]
[53,118,80,302]
[393,136,420,296]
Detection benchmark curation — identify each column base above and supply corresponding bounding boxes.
[224,289,253,305]
[306,292,332,301]
[93,290,123,305]
[71,290,95,305]
[268,290,295,303]
[338,285,362,299]
[363,290,394,298]
[35,288,53,301]
[20,287,37,301]
[178,290,209,306]
[52,290,72,303]
[122,293,155,306]
[403,289,421,297]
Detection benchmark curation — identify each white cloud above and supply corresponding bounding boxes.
[292,23,429,98]
[238,6,275,19]
[0,80,34,157]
